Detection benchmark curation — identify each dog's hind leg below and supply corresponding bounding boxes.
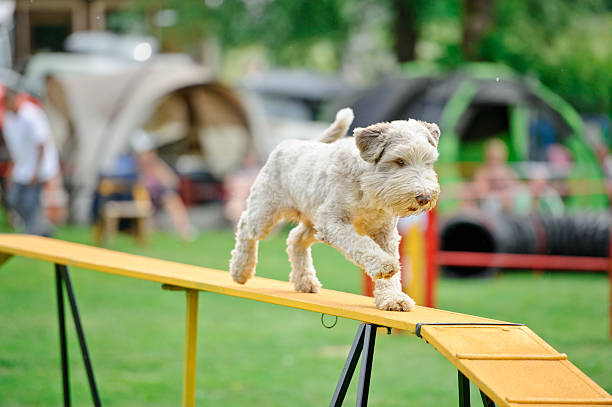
[287,222,322,293]
[229,211,259,284]
[230,203,280,284]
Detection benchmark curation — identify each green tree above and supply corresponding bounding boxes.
[118,0,612,116]
[125,0,350,69]
[477,0,612,114]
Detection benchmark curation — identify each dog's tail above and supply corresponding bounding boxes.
[318,107,354,143]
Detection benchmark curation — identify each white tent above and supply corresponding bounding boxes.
[45,57,263,223]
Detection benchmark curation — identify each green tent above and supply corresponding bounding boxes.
[344,62,606,211]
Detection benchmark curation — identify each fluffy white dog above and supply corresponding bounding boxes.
[230,108,440,311]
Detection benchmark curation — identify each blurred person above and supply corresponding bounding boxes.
[592,144,612,200]
[458,181,479,211]
[131,130,197,241]
[223,151,260,225]
[546,143,573,176]
[2,87,60,236]
[545,143,573,198]
[472,138,519,214]
[42,175,69,225]
[514,164,564,216]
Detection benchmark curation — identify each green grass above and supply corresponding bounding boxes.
[0,226,610,406]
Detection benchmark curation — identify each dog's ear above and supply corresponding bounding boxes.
[354,122,391,163]
[418,121,440,148]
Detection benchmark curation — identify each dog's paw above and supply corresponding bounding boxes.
[290,272,322,293]
[229,264,251,284]
[229,261,254,284]
[375,291,415,312]
[229,249,256,284]
[230,271,249,284]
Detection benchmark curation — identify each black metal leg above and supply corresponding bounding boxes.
[55,265,70,406]
[458,371,470,407]
[480,390,495,407]
[356,324,377,407]
[57,265,102,407]
[330,324,366,407]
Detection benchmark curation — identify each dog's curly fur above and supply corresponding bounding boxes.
[230,108,440,311]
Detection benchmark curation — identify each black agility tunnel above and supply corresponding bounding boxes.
[440,212,610,277]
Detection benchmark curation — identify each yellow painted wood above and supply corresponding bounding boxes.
[182,290,199,407]
[0,234,500,333]
[456,353,568,360]
[1,234,610,406]
[162,284,188,292]
[421,325,612,407]
[405,225,425,305]
[506,397,612,405]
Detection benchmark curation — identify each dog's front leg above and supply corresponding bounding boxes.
[370,224,416,311]
[369,221,401,260]
[314,220,400,282]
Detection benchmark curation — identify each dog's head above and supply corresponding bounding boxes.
[354,119,441,217]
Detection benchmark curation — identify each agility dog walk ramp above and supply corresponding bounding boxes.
[0,234,610,406]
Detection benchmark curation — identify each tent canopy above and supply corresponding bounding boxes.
[346,65,574,160]
[338,63,605,209]
[45,57,259,222]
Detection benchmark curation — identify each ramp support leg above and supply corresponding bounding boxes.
[480,390,496,407]
[55,265,70,406]
[356,324,377,406]
[458,371,470,407]
[55,264,102,407]
[457,370,496,407]
[182,289,199,407]
[330,323,379,407]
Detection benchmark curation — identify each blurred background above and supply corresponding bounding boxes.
[0,1,611,406]
[2,0,612,231]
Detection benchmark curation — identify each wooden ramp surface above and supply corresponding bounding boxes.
[0,234,610,406]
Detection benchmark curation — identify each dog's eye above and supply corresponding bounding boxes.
[395,159,406,167]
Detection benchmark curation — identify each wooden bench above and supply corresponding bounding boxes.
[0,234,610,407]
[93,180,152,246]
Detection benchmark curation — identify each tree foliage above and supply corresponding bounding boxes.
[119,0,612,115]
[124,0,349,68]
[477,0,612,114]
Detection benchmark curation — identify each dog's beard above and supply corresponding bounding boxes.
[362,172,439,217]
[390,194,438,217]
[395,195,438,217]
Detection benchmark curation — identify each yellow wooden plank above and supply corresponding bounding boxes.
[182,290,199,407]
[506,397,612,405]
[421,325,612,407]
[0,234,502,333]
[456,353,568,360]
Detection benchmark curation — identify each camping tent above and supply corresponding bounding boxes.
[341,63,606,210]
[43,56,263,223]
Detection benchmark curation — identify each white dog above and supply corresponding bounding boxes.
[230,108,440,311]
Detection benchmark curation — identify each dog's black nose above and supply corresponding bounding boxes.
[416,194,430,206]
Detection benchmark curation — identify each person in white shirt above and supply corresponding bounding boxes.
[2,87,60,235]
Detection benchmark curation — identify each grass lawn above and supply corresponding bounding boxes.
[0,225,610,406]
